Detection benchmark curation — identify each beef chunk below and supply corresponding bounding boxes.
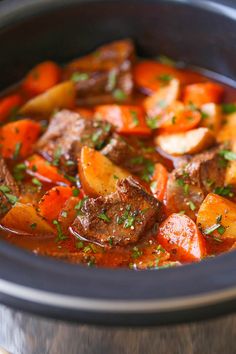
[101,134,164,176]
[166,146,226,219]
[36,110,112,174]
[64,39,134,105]
[101,134,145,173]
[71,177,161,246]
[0,157,19,217]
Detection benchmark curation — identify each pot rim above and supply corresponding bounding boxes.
[1,0,236,325]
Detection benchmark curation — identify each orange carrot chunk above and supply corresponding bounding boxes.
[95,105,151,136]
[183,82,224,106]
[159,107,202,133]
[25,154,71,186]
[0,94,22,122]
[157,213,206,262]
[0,119,41,159]
[150,163,168,202]
[38,186,74,223]
[22,61,61,97]
[134,60,205,94]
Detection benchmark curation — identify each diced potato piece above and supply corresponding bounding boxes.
[20,81,76,116]
[156,127,215,156]
[217,112,236,142]
[197,193,236,239]
[79,146,130,196]
[201,103,222,133]
[225,140,236,186]
[1,203,55,235]
[144,79,180,118]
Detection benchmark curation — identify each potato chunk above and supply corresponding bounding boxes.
[217,111,236,142]
[144,78,180,118]
[79,146,130,196]
[156,127,215,156]
[197,193,236,239]
[20,81,76,116]
[1,203,55,235]
[225,140,236,186]
[200,103,222,134]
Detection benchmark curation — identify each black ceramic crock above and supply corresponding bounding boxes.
[0,0,236,327]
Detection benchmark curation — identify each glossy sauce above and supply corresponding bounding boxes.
[1,57,236,269]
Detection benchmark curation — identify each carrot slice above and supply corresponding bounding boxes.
[0,119,41,159]
[38,186,74,223]
[157,213,206,262]
[150,163,168,202]
[25,154,71,186]
[58,196,84,232]
[183,82,224,106]
[22,61,61,97]
[158,106,202,133]
[0,94,22,122]
[134,60,205,94]
[95,105,151,136]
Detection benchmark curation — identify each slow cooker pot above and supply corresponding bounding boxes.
[0,0,236,327]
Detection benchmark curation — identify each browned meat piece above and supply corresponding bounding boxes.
[101,134,166,176]
[71,177,161,246]
[101,134,145,173]
[0,157,19,217]
[36,110,112,174]
[64,39,134,105]
[166,146,226,219]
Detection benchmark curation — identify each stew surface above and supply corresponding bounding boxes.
[1,39,236,269]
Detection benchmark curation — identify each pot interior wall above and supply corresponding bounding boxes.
[0,0,236,90]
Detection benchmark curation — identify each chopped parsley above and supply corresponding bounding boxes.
[76,241,84,249]
[13,142,22,159]
[32,178,42,188]
[146,116,159,129]
[52,146,62,166]
[13,163,26,181]
[219,149,236,161]
[61,211,68,218]
[71,72,89,82]
[130,110,139,127]
[203,215,226,237]
[72,188,80,197]
[98,211,111,223]
[0,185,18,205]
[222,103,236,114]
[150,180,158,194]
[30,223,37,229]
[112,89,127,101]
[107,70,117,91]
[66,160,75,167]
[117,205,138,229]
[75,196,88,214]
[188,200,196,211]
[214,185,234,197]
[158,73,173,83]
[131,246,143,259]
[156,245,165,253]
[53,220,68,242]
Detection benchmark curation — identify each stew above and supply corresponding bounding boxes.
[1,39,236,269]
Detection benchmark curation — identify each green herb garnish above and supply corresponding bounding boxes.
[222,103,236,114]
[112,89,127,101]
[13,142,22,159]
[53,220,68,242]
[219,150,236,161]
[98,211,111,223]
[71,72,89,82]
